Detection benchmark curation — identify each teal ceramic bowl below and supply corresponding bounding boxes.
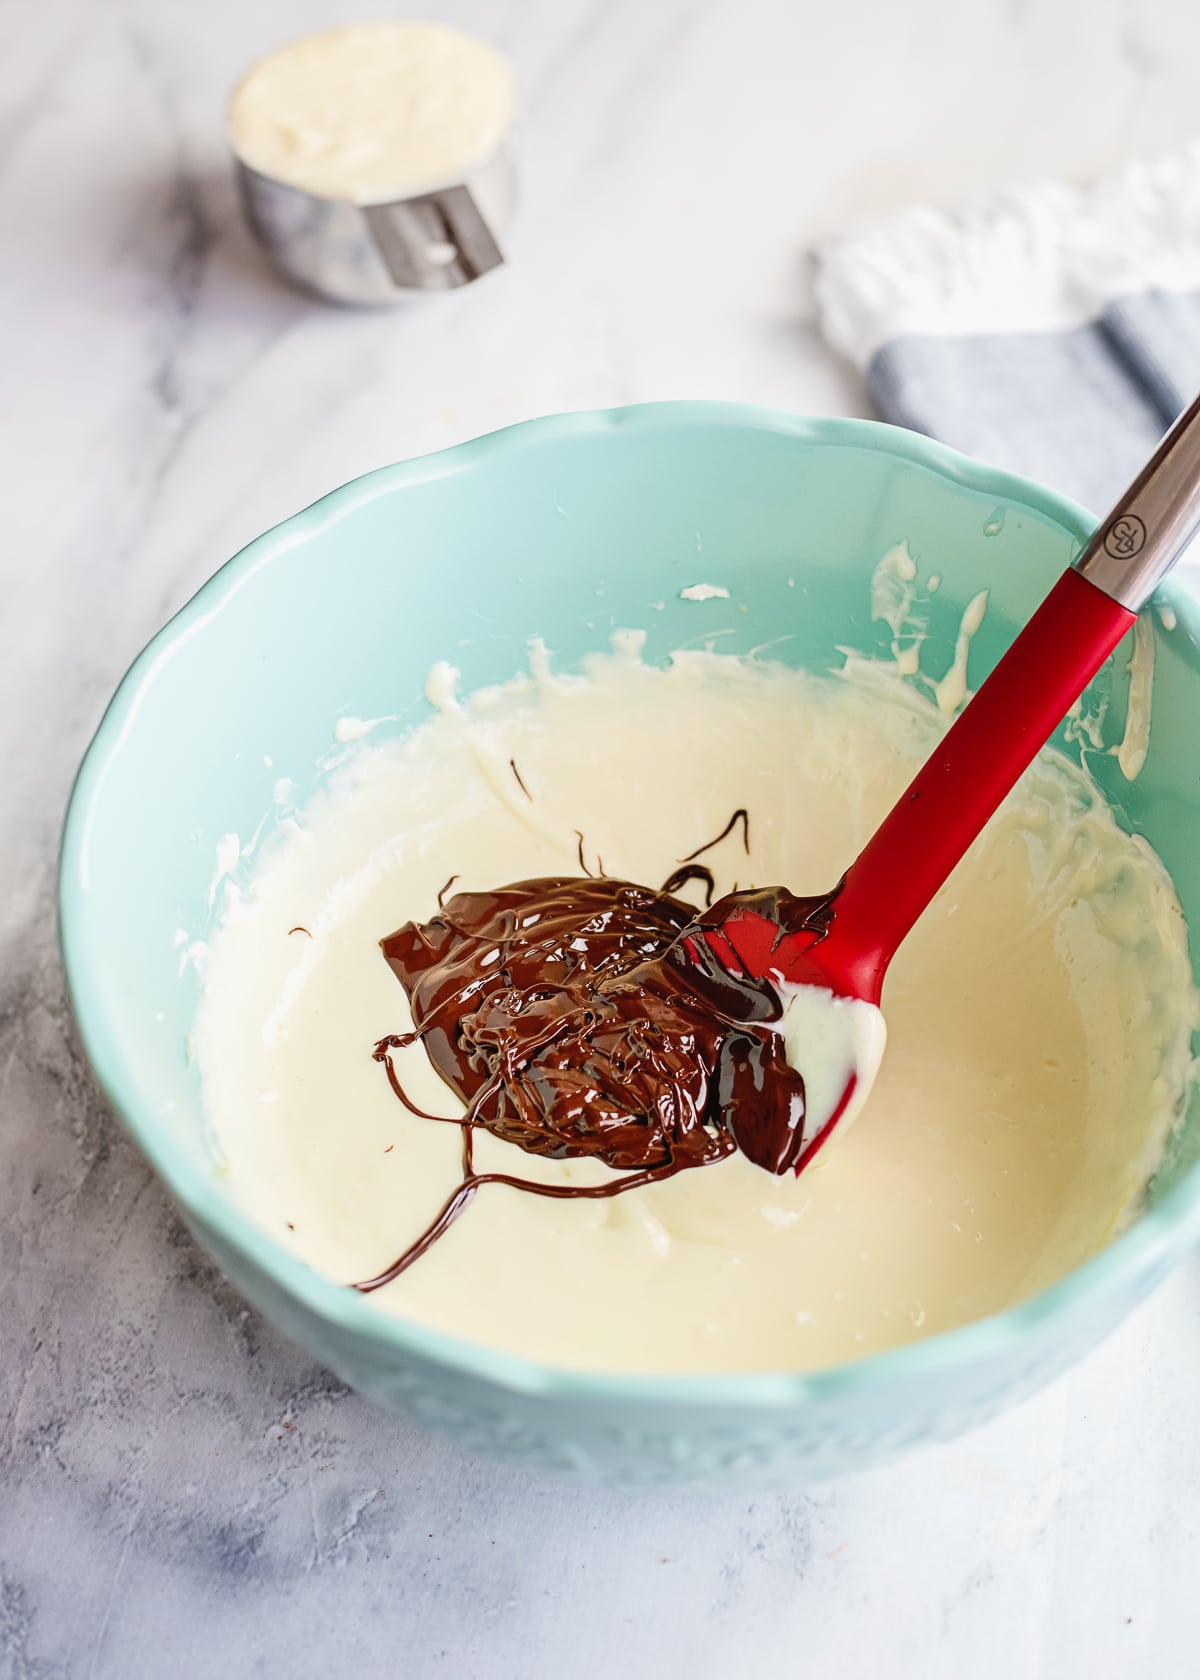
[60,403,1200,1487]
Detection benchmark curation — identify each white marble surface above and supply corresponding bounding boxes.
[7,1,1200,1674]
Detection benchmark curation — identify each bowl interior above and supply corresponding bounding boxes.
[61,404,1200,1350]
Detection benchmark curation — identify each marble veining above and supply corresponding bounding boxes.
[7,0,1200,1675]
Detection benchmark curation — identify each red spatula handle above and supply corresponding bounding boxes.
[712,393,1200,1003]
[822,569,1134,1000]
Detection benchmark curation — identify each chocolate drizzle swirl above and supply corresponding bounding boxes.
[356,863,837,1290]
[680,806,750,862]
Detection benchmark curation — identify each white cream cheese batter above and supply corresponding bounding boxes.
[229,23,515,204]
[195,644,1197,1373]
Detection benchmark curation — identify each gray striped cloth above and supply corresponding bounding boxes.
[813,146,1200,514]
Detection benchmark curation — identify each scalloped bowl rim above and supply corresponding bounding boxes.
[58,400,1200,1408]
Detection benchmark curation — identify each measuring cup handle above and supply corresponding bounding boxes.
[364,184,504,291]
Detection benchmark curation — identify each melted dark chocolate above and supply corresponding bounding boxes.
[357,865,838,1290]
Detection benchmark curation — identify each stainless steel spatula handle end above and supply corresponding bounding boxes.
[1075,388,1200,610]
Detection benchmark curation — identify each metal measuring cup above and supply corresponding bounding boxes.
[232,144,514,305]
[229,60,515,306]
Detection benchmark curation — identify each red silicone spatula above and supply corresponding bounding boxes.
[701,391,1200,1172]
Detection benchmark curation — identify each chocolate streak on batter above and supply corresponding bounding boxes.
[681,806,750,862]
[356,864,837,1290]
[659,862,716,907]
[573,829,606,878]
[509,757,533,801]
